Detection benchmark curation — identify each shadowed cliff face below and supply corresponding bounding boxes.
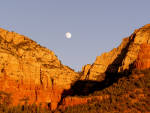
[0,28,79,110]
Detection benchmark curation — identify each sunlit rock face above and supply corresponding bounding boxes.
[0,28,79,110]
[82,24,150,81]
[135,44,150,70]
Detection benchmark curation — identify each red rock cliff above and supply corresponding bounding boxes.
[82,24,150,81]
[135,44,150,70]
[0,28,79,110]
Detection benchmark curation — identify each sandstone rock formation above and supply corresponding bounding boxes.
[135,43,150,70]
[82,24,150,81]
[0,28,79,110]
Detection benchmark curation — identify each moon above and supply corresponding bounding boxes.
[65,32,72,39]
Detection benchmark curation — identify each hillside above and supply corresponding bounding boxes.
[60,69,150,113]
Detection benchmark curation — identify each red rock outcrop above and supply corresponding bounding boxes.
[135,44,150,70]
[82,24,150,81]
[0,28,79,110]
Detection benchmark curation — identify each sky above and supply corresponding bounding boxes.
[0,0,150,71]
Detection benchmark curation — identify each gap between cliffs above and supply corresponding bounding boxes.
[57,32,136,108]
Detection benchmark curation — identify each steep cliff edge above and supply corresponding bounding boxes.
[0,28,79,110]
[82,24,150,81]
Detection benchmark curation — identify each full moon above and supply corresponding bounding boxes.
[65,32,72,39]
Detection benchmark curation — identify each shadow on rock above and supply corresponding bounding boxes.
[58,33,136,107]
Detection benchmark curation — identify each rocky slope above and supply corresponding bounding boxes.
[135,43,150,70]
[82,24,150,81]
[0,28,79,110]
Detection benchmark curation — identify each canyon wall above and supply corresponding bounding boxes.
[82,24,150,81]
[0,28,79,110]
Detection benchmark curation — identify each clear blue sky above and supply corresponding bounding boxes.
[0,0,150,71]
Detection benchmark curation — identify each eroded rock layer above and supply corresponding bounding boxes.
[135,44,150,70]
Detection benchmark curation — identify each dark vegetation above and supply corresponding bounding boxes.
[0,103,52,113]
